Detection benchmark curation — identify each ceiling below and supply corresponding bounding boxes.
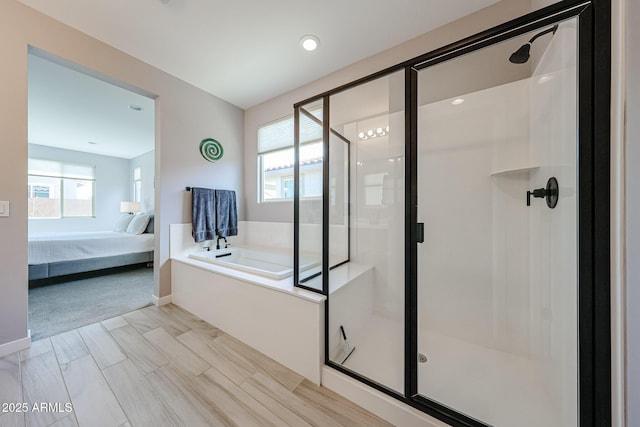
[28,53,155,159]
[17,0,500,110]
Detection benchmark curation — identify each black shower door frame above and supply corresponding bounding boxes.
[293,1,611,426]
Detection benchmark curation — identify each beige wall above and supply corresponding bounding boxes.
[243,0,534,222]
[0,0,244,346]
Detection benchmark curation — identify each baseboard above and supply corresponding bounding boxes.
[321,366,448,427]
[0,333,31,358]
[152,294,172,306]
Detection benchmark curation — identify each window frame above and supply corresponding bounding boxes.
[133,166,142,204]
[258,146,292,203]
[27,158,96,219]
[257,124,324,202]
[257,110,325,203]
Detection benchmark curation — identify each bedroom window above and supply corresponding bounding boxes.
[258,112,323,202]
[28,159,95,219]
[133,167,142,203]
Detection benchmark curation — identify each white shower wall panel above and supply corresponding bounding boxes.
[345,109,406,321]
[418,79,532,352]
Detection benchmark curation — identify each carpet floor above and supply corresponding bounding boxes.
[29,267,154,341]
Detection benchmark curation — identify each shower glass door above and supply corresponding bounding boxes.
[327,70,406,392]
[415,17,578,427]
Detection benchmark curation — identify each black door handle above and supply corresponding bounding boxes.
[417,223,424,243]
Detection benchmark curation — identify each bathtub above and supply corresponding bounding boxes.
[189,246,319,280]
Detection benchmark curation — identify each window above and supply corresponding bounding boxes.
[364,173,388,206]
[28,159,95,218]
[133,167,142,203]
[258,112,323,201]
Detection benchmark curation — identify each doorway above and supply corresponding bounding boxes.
[27,48,157,340]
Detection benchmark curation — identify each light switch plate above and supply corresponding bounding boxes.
[0,201,9,217]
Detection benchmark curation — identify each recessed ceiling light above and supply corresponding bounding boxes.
[451,98,465,105]
[300,35,320,52]
[129,104,142,111]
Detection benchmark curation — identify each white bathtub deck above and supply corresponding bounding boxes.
[172,255,324,304]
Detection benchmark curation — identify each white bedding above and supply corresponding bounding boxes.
[28,231,155,265]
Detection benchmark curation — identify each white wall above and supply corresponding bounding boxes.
[130,149,154,212]
[27,144,130,233]
[0,0,243,347]
[417,79,530,349]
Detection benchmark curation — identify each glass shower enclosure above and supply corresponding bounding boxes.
[293,3,609,426]
[414,18,578,427]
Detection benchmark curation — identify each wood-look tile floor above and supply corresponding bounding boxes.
[0,304,393,427]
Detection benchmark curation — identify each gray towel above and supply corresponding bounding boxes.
[192,187,217,243]
[215,189,238,237]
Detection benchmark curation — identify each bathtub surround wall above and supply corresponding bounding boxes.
[0,0,243,350]
[169,221,294,256]
[238,221,292,250]
[171,260,324,383]
[27,144,130,233]
[169,223,324,384]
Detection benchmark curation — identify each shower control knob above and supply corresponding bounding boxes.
[527,188,547,205]
[526,177,559,208]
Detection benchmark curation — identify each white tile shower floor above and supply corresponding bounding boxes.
[340,313,568,427]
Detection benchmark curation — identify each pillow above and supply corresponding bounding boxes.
[144,214,154,234]
[126,214,151,235]
[114,214,135,232]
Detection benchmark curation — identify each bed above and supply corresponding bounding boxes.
[28,214,155,282]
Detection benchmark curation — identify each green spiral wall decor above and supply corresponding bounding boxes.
[199,138,224,162]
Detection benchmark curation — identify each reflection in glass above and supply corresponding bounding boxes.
[296,102,324,290]
[329,132,349,267]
